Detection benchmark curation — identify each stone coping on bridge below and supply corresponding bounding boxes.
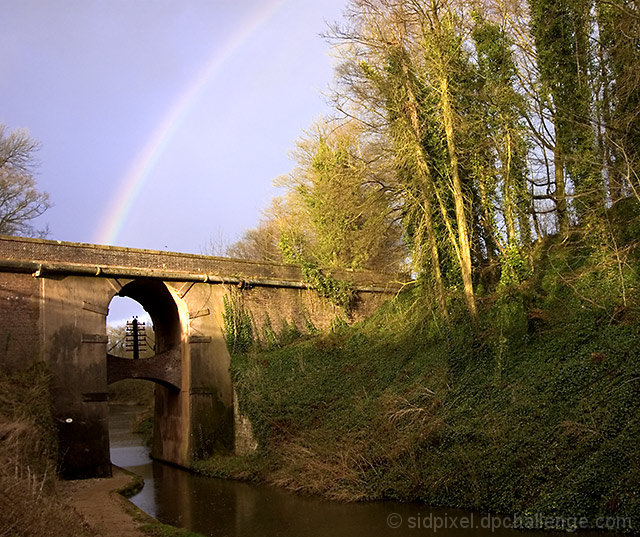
[0,235,408,292]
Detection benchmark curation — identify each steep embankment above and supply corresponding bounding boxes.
[196,205,640,532]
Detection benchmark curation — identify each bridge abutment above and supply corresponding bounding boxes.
[43,276,114,478]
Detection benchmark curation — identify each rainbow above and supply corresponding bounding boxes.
[95,0,288,245]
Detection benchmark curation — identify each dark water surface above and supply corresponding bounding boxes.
[109,405,626,537]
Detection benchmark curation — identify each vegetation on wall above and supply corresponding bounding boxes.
[222,293,254,355]
[221,290,324,353]
[279,234,356,312]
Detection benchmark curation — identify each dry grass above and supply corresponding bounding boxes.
[267,435,372,502]
[0,364,94,537]
[0,466,95,537]
[260,385,449,502]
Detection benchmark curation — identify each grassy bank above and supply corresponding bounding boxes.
[0,364,94,536]
[195,217,640,532]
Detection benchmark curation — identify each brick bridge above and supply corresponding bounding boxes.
[0,236,402,479]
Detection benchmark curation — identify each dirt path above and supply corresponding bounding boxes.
[60,466,148,537]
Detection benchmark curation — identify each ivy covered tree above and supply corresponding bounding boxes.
[530,0,604,231]
[595,0,640,202]
[225,0,640,319]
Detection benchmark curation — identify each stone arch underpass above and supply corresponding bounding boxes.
[0,236,403,479]
[106,279,182,391]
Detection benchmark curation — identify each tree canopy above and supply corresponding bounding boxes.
[227,0,640,318]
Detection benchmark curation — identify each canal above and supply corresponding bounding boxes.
[109,404,625,537]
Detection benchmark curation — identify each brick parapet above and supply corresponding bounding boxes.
[0,235,406,290]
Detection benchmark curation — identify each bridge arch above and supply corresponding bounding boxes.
[106,280,183,389]
[117,278,181,354]
[105,278,195,465]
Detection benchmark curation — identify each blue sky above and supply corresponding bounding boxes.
[1,0,347,256]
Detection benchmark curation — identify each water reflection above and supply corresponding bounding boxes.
[109,405,621,537]
[149,468,519,537]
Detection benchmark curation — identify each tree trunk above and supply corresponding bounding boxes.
[439,75,477,319]
[503,129,518,244]
[477,167,499,261]
[401,60,448,317]
[420,167,448,317]
[554,147,569,235]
